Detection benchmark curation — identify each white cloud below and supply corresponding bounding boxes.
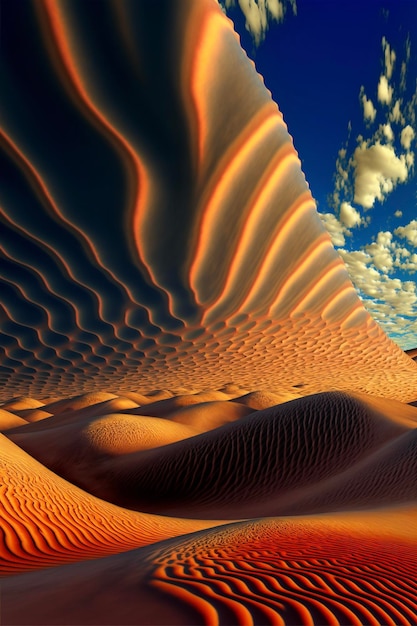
[352,141,410,208]
[400,61,407,92]
[405,88,417,126]
[338,247,417,319]
[377,75,394,105]
[339,202,361,228]
[364,231,394,272]
[395,210,403,217]
[389,99,404,124]
[266,0,284,20]
[405,151,415,169]
[318,213,346,247]
[395,219,417,246]
[382,37,396,79]
[221,0,297,44]
[382,123,394,142]
[360,89,377,123]
[400,125,415,150]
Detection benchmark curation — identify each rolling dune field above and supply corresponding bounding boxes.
[1,387,417,624]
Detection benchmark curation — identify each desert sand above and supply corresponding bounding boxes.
[3,505,417,625]
[1,387,417,624]
[1,0,417,624]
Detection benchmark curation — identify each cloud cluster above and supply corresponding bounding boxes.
[353,141,410,208]
[338,230,417,349]
[319,213,348,247]
[339,201,362,228]
[395,219,417,246]
[377,37,396,104]
[336,217,417,345]
[320,35,417,347]
[220,0,297,44]
[360,87,377,123]
[330,35,416,219]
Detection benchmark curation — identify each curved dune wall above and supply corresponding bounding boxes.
[1,0,416,399]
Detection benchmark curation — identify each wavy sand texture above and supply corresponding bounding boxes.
[0,433,224,576]
[1,0,417,400]
[3,507,417,625]
[7,390,415,518]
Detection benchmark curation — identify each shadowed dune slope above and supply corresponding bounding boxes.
[2,0,417,400]
[0,433,225,576]
[9,391,416,519]
[3,506,417,625]
[286,428,417,514]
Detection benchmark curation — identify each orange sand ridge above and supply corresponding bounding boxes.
[1,387,417,624]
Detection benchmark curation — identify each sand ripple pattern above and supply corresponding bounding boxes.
[2,510,417,625]
[150,518,417,626]
[74,391,416,517]
[1,0,417,400]
[0,432,218,575]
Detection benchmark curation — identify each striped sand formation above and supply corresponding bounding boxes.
[1,0,417,400]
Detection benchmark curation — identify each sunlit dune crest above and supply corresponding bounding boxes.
[0,409,29,431]
[1,0,417,624]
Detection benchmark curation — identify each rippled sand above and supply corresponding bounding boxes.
[1,388,417,624]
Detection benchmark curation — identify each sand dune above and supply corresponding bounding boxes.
[166,400,254,431]
[0,397,45,411]
[280,425,417,514]
[233,389,301,409]
[0,432,224,576]
[90,391,416,518]
[6,390,415,521]
[0,409,29,431]
[124,390,232,417]
[40,392,121,415]
[3,505,417,625]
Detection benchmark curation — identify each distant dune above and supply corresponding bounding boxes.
[4,389,417,520]
[1,0,417,624]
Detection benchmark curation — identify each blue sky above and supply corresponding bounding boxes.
[220,0,417,349]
